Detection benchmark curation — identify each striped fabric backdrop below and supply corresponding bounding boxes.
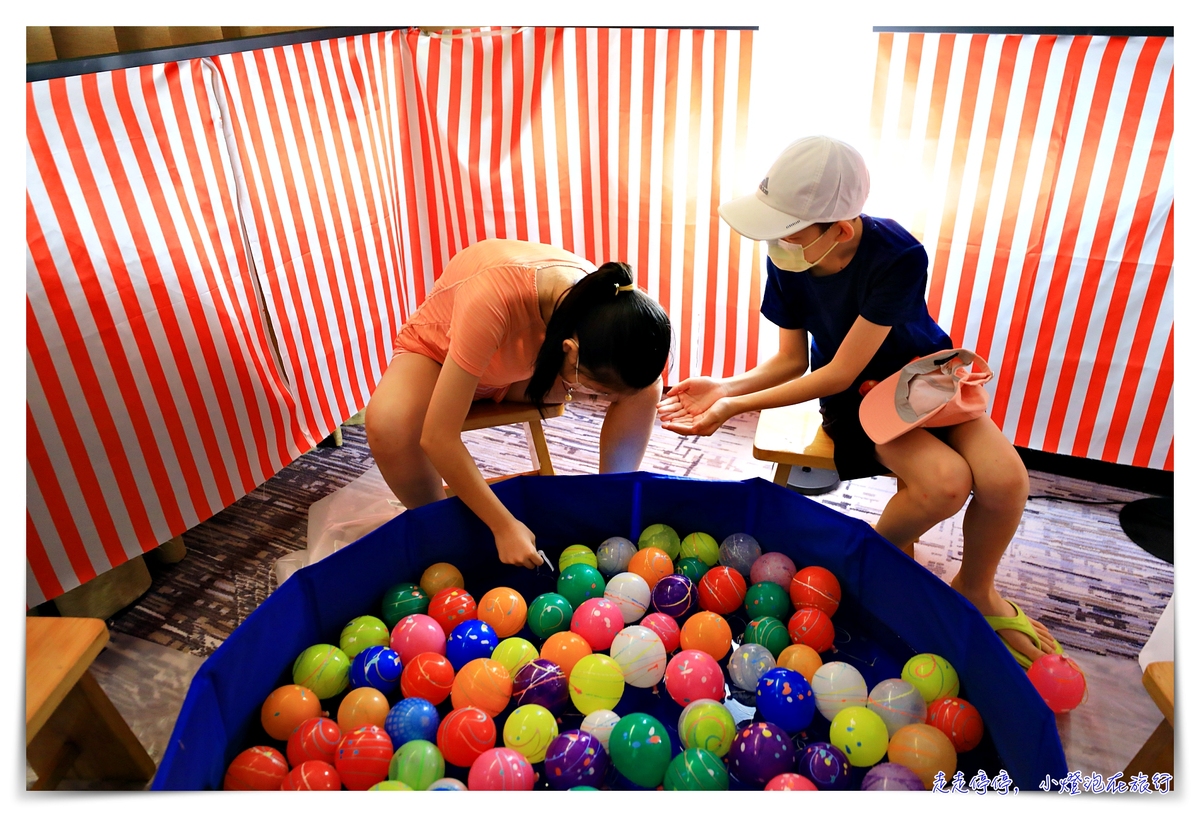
[868,32,1173,469]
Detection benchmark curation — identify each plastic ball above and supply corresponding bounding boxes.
[419,562,464,597]
[756,667,816,734]
[292,645,351,700]
[750,552,797,588]
[867,678,928,737]
[861,762,926,791]
[527,592,575,639]
[718,532,761,575]
[388,738,444,791]
[796,742,852,790]
[787,606,835,653]
[335,725,393,790]
[664,649,725,706]
[603,572,652,623]
[568,653,626,714]
[539,631,592,679]
[491,637,540,676]
[558,563,606,609]
[829,705,889,766]
[677,699,737,757]
[338,686,390,733]
[680,531,721,566]
[427,587,477,634]
[559,544,598,571]
[638,523,681,560]
[369,779,412,790]
[811,661,869,721]
[224,745,289,791]
[399,651,455,704]
[777,643,823,682]
[697,566,747,614]
[390,614,447,666]
[927,696,985,752]
[511,657,570,714]
[743,615,791,658]
[579,709,621,752]
[1027,654,1087,713]
[627,547,674,590]
[349,645,403,694]
[596,536,637,576]
[287,717,342,767]
[468,747,536,791]
[765,773,818,790]
[281,759,341,790]
[902,653,960,703]
[886,723,958,789]
[640,612,681,652]
[609,625,668,687]
[675,556,710,583]
[544,729,609,790]
[476,586,528,638]
[664,747,729,790]
[608,712,673,788]
[728,643,777,691]
[427,777,467,790]
[381,582,430,629]
[789,565,841,616]
[744,581,790,621]
[436,706,496,767]
[679,611,733,660]
[384,696,440,747]
[339,615,391,659]
[651,573,697,619]
[445,619,499,671]
[728,721,794,788]
[503,703,559,763]
[570,597,624,650]
[260,684,322,741]
[450,658,513,717]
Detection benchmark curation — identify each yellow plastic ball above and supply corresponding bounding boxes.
[568,654,625,715]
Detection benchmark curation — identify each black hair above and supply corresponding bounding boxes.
[525,261,673,411]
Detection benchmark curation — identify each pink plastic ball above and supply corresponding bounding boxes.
[750,552,797,588]
[570,598,625,651]
[390,613,447,666]
[1027,654,1087,713]
[641,612,681,653]
[765,772,819,791]
[468,747,537,791]
[663,649,725,706]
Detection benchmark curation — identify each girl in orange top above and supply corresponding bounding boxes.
[365,239,672,568]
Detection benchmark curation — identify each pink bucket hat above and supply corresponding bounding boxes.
[859,349,994,445]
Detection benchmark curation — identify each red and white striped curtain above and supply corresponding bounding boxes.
[868,32,1173,469]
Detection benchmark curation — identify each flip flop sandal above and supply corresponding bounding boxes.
[983,599,1064,670]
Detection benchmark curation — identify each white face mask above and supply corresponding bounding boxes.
[767,227,838,272]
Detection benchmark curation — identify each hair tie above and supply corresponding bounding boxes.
[615,283,635,294]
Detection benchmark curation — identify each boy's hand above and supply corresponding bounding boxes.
[657,377,726,423]
[659,396,734,437]
[494,519,543,569]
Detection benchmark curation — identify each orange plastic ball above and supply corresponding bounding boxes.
[420,562,465,597]
[787,606,835,653]
[887,723,957,790]
[679,611,733,661]
[337,686,390,733]
[777,644,823,682]
[427,587,477,634]
[261,684,323,741]
[540,631,593,679]
[789,566,841,616]
[478,587,529,637]
[697,566,747,614]
[224,746,290,791]
[926,696,985,752]
[451,658,513,717]
[627,547,674,590]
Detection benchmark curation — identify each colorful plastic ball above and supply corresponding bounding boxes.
[777,644,823,682]
[787,606,835,653]
[287,717,342,767]
[596,536,637,576]
[902,653,960,703]
[492,637,540,676]
[829,705,889,766]
[677,699,737,757]
[697,566,747,614]
[789,565,841,616]
[927,696,985,751]
[886,723,958,790]
[718,532,761,575]
[476,586,528,638]
[339,615,392,659]
[1027,654,1087,713]
[861,762,926,791]
[338,686,391,733]
[679,611,733,660]
[436,706,497,767]
[811,661,869,721]
[728,722,794,787]
[400,651,455,704]
[260,683,322,741]
[388,738,444,791]
[445,619,500,671]
[539,631,592,679]
[603,571,652,623]
[664,649,725,706]
[756,667,816,734]
[559,544,599,571]
[681,531,721,566]
[527,592,574,639]
[765,772,819,791]
[751,553,796,590]
[335,725,393,790]
[557,563,606,609]
[369,779,412,790]
[609,625,668,687]
[627,547,674,590]
[544,729,609,790]
[390,614,447,666]
[381,583,430,629]
[467,747,536,791]
[663,747,729,791]
[580,709,620,752]
[650,573,697,619]
[384,696,440,747]
[292,644,351,700]
[867,678,928,737]
[743,616,791,658]
[796,742,852,790]
[419,562,464,597]
[675,556,710,583]
[638,523,681,560]
[281,759,341,791]
[503,703,559,763]
[570,597,624,651]
[427,777,467,791]
[569,785,599,791]
[608,712,673,788]
[223,746,289,791]
[450,658,512,717]
[728,642,777,691]
[640,612,681,652]
[568,653,626,714]
[511,657,570,714]
[427,587,478,634]
[744,581,790,622]
[349,645,403,694]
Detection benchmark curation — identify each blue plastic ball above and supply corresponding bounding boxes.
[384,697,440,747]
[445,619,499,671]
[349,645,403,694]
[755,667,816,734]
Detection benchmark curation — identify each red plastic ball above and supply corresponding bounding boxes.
[789,566,841,616]
[641,612,682,652]
[697,566,747,614]
[926,697,985,752]
[334,725,393,790]
[663,649,725,706]
[1027,654,1087,713]
[427,587,478,634]
[280,759,341,790]
[468,747,537,791]
[570,598,624,651]
[765,772,819,791]
[437,706,498,767]
[787,607,835,653]
[286,716,342,767]
[390,614,447,666]
[400,651,456,704]
[223,745,289,791]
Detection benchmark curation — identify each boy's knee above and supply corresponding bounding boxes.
[977,457,1030,509]
[916,461,973,517]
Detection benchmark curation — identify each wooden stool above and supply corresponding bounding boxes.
[752,401,902,488]
[445,401,564,496]
[1124,661,1174,781]
[26,617,156,790]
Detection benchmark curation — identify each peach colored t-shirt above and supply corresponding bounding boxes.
[393,239,595,401]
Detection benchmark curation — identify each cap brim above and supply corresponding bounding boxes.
[859,369,939,445]
[718,193,814,241]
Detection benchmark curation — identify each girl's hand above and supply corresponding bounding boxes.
[659,396,735,437]
[494,518,544,569]
[656,377,727,423]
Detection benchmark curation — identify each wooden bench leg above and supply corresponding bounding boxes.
[1124,717,1173,779]
[525,420,555,476]
[772,463,793,487]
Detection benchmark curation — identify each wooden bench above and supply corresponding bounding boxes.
[1124,661,1174,781]
[444,401,564,496]
[752,401,901,488]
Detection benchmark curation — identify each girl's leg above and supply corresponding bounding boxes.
[364,353,447,508]
[872,428,974,555]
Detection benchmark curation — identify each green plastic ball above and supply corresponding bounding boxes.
[527,593,575,639]
[559,544,598,572]
[292,643,351,699]
[744,582,791,621]
[829,705,890,767]
[381,582,429,629]
[557,564,605,609]
[679,532,720,567]
[901,653,961,702]
[676,700,737,757]
[742,616,791,658]
[663,748,730,791]
[491,637,541,676]
[339,615,390,659]
[569,786,599,791]
[388,739,444,791]
[368,780,413,790]
[675,557,710,583]
[638,524,681,561]
[608,712,672,788]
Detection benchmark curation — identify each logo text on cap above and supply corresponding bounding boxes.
[759,177,769,195]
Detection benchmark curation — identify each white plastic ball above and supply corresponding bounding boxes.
[727,642,777,691]
[428,777,467,790]
[597,536,638,576]
[579,709,621,753]
[608,625,668,688]
[811,661,869,722]
[603,572,652,623]
[719,533,762,576]
[867,678,928,737]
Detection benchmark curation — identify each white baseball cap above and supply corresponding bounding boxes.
[718,135,870,240]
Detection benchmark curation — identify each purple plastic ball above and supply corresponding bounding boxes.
[861,762,926,791]
[728,722,795,788]
[750,552,797,588]
[543,729,609,790]
[796,742,852,790]
[511,658,569,715]
[651,574,697,620]
[445,619,499,671]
